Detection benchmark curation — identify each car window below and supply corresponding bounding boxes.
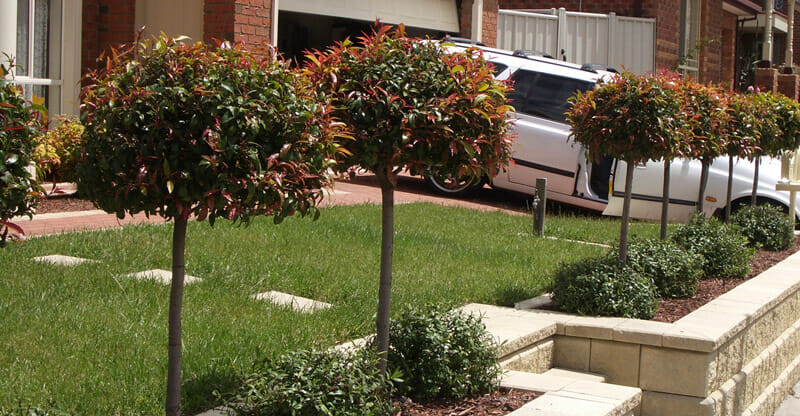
[507,69,594,122]
[488,61,508,76]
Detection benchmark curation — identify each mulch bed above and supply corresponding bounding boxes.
[393,389,537,416]
[36,194,96,214]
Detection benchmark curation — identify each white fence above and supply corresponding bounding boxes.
[497,8,655,74]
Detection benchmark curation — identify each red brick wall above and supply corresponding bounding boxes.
[204,0,273,46]
[483,0,499,47]
[720,11,737,88]
[699,0,723,84]
[81,0,136,74]
[653,0,680,73]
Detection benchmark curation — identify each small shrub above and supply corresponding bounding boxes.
[626,238,703,298]
[550,256,658,319]
[227,348,394,416]
[386,305,501,401]
[731,204,795,251]
[670,213,754,278]
[32,117,83,182]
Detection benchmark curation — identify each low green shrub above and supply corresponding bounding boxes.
[626,238,703,298]
[226,348,394,416]
[670,213,753,278]
[32,117,83,183]
[386,305,501,401]
[550,256,658,319]
[731,204,795,251]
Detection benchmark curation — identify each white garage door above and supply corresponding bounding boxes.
[280,0,460,33]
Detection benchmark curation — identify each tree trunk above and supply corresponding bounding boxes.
[375,169,395,376]
[697,159,710,213]
[660,161,670,240]
[165,216,188,416]
[619,161,635,265]
[725,155,734,222]
[751,155,761,206]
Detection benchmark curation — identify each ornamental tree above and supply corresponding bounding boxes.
[568,71,686,261]
[722,92,759,221]
[679,80,729,213]
[0,58,45,246]
[77,36,339,416]
[748,92,800,205]
[304,24,513,373]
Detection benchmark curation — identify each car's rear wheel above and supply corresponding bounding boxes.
[425,173,485,197]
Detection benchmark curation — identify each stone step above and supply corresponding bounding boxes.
[501,369,606,393]
[458,303,557,358]
[502,370,640,416]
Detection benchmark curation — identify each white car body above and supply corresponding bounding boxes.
[431,42,800,221]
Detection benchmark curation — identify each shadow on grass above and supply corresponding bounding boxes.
[183,365,240,415]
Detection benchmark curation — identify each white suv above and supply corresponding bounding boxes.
[426,42,800,222]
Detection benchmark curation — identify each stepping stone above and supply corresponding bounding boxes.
[125,269,202,285]
[252,290,331,313]
[194,406,234,416]
[33,254,99,266]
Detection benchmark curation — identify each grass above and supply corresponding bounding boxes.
[0,202,660,414]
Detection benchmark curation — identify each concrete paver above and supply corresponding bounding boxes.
[774,380,800,416]
[125,269,202,285]
[251,290,332,313]
[32,254,99,266]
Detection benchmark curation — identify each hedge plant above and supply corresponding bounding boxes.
[386,305,501,401]
[670,213,753,278]
[227,349,395,416]
[0,58,46,246]
[78,36,339,416]
[550,256,659,319]
[626,238,703,298]
[731,204,794,251]
[305,24,513,373]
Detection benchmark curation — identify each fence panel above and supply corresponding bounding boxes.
[497,8,655,74]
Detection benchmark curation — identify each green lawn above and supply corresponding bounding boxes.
[0,203,661,414]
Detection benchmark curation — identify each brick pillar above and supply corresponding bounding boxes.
[755,68,779,93]
[460,0,474,40]
[482,0,499,48]
[81,0,136,74]
[204,0,273,47]
[778,74,800,99]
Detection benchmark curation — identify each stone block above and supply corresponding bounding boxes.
[641,390,716,416]
[553,335,590,372]
[589,339,641,387]
[500,339,554,373]
[459,304,557,358]
[716,336,745,392]
[639,346,716,397]
[564,316,629,340]
[611,320,672,347]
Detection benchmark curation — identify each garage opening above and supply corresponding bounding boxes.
[278,11,455,64]
[277,0,461,65]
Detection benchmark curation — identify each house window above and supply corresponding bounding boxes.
[678,0,701,77]
[14,0,62,115]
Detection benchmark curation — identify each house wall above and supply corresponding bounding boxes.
[460,0,501,47]
[81,0,136,75]
[204,0,273,47]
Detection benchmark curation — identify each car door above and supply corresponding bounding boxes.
[505,69,595,197]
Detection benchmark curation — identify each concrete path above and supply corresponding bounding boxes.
[775,381,800,416]
[18,173,530,237]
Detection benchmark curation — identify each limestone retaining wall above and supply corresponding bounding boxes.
[543,251,800,416]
